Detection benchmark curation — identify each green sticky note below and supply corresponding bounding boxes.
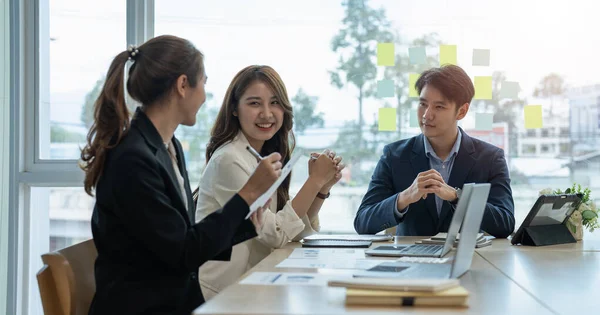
[377,79,395,98]
[378,108,397,131]
[377,43,395,66]
[475,113,494,131]
[499,81,520,99]
[524,105,543,129]
[474,76,493,100]
[472,49,490,66]
[439,45,457,65]
[409,47,426,65]
[410,109,419,128]
[409,73,420,98]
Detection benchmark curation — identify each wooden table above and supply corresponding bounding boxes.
[194,237,564,314]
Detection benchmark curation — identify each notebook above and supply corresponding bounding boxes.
[345,286,469,307]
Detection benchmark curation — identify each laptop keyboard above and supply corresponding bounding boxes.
[401,244,443,256]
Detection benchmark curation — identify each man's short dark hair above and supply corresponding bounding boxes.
[414,65,475,108]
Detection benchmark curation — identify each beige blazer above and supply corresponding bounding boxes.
[195,132,320,300]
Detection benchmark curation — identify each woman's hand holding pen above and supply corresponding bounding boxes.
[238,152,282,206]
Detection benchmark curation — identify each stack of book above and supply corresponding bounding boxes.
[416,232,493,248]
[328,278,469,307]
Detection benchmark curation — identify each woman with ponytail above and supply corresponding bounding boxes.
[82,35,281,315]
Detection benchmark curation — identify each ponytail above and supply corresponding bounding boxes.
[81,35,204,196]
[80,51,131,196]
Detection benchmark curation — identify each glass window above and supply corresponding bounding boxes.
[41,0,126,160]
[48,187,94,252]
[523,144,536,154]
[155,0,600,236]
[26,187,93,315]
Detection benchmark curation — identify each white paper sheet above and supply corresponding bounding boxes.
[246,153,301,219]
[288,248,366,260]
[240,272,347,286]
[275,258,387,270]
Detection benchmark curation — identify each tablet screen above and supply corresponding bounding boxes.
[529,200,577,226]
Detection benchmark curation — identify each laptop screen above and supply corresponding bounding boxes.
[450,183,491,278]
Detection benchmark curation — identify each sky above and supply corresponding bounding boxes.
[47,0,600,132]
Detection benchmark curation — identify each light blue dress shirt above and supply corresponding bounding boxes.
[395,129,462,218]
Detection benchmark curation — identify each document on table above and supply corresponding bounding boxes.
[245,153,301,219]
[288,248,366,260]
[240,272,349,286]
[303,234,393,242]
[276,258,387,270]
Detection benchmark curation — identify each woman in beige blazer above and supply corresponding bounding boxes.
[193,65,344,299]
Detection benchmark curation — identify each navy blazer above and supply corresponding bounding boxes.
[354,129,515,238]
[89,109,257,315]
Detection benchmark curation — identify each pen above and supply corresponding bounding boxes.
[246,145,262,161]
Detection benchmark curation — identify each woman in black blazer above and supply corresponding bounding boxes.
[81,35,283,315]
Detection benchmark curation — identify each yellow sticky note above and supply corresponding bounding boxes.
[524,105,543,129]
[378,108,397,131]
[409,73,420,98]
[440,45,457,65]
[377,43,395,66]
[474,76,493,100]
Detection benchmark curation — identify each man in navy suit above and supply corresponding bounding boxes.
[354,65,514,238]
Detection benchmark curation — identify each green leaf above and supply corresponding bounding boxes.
[565,188,571,194]
[582,210,597,220]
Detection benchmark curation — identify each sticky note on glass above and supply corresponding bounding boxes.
[524,105,543,129]
[377,79,395,98]
[409,47,426,65]
[410,109,419,127]
[409,73,420,98]
[475,113,494,131]
[439,45,457,65]
[378,108,397,131]
[499,81,520,99]
[474,76,493,100]
[472,49,490,66]
[377,43,395,66]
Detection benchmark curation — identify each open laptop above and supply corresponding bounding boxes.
[365,183,476,258]
[355,183,491,279]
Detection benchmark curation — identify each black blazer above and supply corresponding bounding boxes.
[354,128,515,238]
[88,108,257,315]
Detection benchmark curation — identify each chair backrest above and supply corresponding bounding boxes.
[37,239,97,315]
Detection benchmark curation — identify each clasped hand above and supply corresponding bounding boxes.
[403,169,456,205]
[308,149,345,191]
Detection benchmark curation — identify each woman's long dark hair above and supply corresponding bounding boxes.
[80,35,204,196]
[193,65,295,210]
